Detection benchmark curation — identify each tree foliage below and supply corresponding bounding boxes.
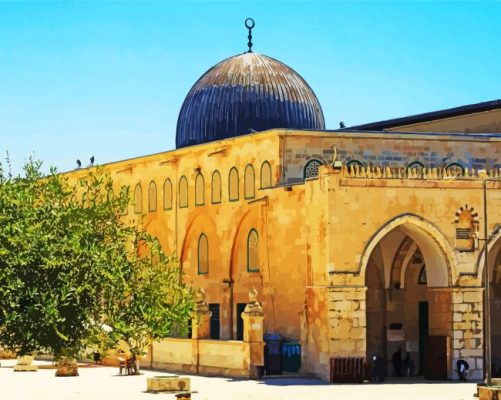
[103,235,193,363]
[0,158,193,361]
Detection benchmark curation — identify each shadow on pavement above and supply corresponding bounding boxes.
[257,377,329,386]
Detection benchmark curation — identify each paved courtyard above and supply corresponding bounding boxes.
[0,359,476,400]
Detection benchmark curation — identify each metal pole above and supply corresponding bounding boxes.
[483,178,492,386]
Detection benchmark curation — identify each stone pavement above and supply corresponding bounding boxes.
[0,359,476,400]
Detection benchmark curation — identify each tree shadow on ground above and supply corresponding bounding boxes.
[256,378,329,386]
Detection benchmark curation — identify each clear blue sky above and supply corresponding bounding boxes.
[1,1,500,175]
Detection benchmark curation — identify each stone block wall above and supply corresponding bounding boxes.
[282,132,501,184]
[328,286,367,358]
[452,287,484,380]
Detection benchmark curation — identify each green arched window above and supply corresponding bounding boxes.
[407,161,425,169]
[347,159,363,168]
[446,162,465,176]
[247,229,259,272]
[303,159,323,179]
[198,233,208,275]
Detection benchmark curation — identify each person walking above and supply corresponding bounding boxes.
[402,352,415,377]
[391,348,403,377]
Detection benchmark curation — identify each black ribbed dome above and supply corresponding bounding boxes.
[176,52,325,148]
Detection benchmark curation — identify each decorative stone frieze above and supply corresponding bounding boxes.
[343,164,501,180]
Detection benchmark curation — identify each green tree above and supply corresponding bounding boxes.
[0,158,128,359]
[0,158,193,366]
[102,234,193,373]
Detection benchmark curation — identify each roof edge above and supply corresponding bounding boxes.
[348,99,501,131]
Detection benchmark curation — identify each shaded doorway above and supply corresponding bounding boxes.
[418,301,429,375]
[364,221,452,380]
[209,303,220,339]
[236,303,246,341]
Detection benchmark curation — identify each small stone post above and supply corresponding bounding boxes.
[242,288,265,378]
[191,288,212,375]
[191,288,212,340]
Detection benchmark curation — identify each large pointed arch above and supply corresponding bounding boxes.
[359,214,457,288]
[228,207,267,338]
[180,212,219,269]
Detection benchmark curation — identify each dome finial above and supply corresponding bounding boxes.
[245,18,255,53]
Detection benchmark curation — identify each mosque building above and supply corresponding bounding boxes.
[69,19,501,381]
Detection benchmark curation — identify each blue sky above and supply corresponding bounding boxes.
[1,1,500,175]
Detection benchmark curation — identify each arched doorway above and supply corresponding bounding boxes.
[363,215,454,379]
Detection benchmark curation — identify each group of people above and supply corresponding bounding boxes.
[391,348,416,377]
[370,347,416,382]
[372,347,470,381]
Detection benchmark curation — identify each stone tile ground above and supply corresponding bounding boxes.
[0,359,476,400]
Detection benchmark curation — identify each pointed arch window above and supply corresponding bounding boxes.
[418,265,427,285]
[229,167,239,201]
[247,229,259,272]
[211,170,222,204]
[179,176,188,208]
[198,233,208,275]
[195,173,205,206]
[407,161,425,170]
[347,159,363,168]
[134,183,142,214]
[446,162,465,176]
[148,181,157,212]
[244,164,255,200]
[163,178,173,210]
[260,161,272,189]
[304,159,323,179]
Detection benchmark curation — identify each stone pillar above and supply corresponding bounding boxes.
[328,286,367,358]
[191,288,212,340]
[191,288,212,375]
[452,287,484,380]
[242,288,265,378]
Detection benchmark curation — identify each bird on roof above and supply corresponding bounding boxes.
[90,156,95,166]
[76,159,81,168]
